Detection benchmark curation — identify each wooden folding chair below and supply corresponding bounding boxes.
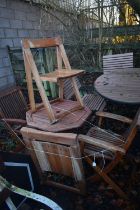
[103,52,133,74]
[78,107,140,199]
[21,127,86,194]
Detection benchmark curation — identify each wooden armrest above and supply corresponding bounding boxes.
[78,134,125,154]
[96,111,132,124]
[2,118,27,125]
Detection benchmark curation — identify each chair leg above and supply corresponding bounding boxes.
[86,157,127,200]
[86,154,122,182]
[94,165,127,200]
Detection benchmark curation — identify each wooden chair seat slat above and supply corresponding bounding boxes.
[87,126,125,147]
[83,93,105,111]
[64,78,106,112]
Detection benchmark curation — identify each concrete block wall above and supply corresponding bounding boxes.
[0,0,55,89]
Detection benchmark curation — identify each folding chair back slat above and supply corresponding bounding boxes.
[64,77,106,112]
[103,52,133,74]
[21,127,86,194]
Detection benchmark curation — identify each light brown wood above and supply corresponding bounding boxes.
[23,50,36,111]
[39,69,84,82]
[22,37,61,49]
[21,127,86,194]
[56,46,63,99]
[59,43,71,70]
[59,43,84,107]
[24,48,56,123]
[22,37,85,126]
[26,100,91,132]
[58,79,64,100]
[21,127,77,146]
[71,77,84,107]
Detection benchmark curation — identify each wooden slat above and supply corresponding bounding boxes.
[0,87,27,120]
[94,72,140,104]
[39,69,84,82]
[22,37,61,49]
[103,52,133,73]
[23,50,35,111]
[56,46,63,100]
[26,102,91,132]
[79,134,125,154]
[83,93,105,111]
[21,127,86,193]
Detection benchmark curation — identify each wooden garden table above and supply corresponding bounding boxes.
[94,68,140,104]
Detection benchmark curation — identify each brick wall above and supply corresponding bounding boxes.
[0,0,53,89]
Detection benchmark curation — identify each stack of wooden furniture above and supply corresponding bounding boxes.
[21,108,140,198]
[22,37,91,132]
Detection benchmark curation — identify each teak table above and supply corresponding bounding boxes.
[94,69,140,104]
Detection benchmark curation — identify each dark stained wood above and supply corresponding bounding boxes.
[96,111,132,124]
[0,188,11,205]
[94,69,140,104]
[0,86,27,120]
[26,99,91,132]
[78,107,140,199]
